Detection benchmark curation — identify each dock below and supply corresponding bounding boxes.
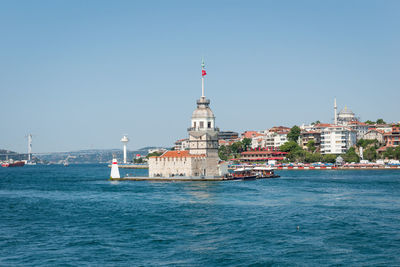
[108,164,148,169]
[110,176,228,181]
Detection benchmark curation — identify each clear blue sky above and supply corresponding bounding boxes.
[1,0,399,153]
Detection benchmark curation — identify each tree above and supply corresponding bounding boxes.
[218,145,229,161]
[289,149,306,162]
[287,126,301,142]
[306,140,316,152]
[242,138,252,151]
[305,152,322,163]
[364,147,377,161]
[357,138,378,149]
[322,154,337,163]
[395,146,400,160]
[146,152,163,158]
[376,118,386,124]
[280,141,301,152]
[342,147,360,163]
[230,142,242,154]
[311,120,321,125]
[365,120,375,125]
[384,147,395,159]
[134,157,144,163]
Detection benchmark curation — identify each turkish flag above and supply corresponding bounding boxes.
[202,70,207,76]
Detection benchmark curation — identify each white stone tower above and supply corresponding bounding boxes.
[27,134,32,162]
[188,58,219,176]
[120,135,129,164]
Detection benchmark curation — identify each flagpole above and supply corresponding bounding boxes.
[201,58,205,98]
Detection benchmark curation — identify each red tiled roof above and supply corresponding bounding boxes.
[301,130,320,134]
[242,131,263,138]
[151,150,205,158]
[240,157,285,161]
[314,123,334,127]
[367,129,384,134]
[348,121,368,126]
[241,151,288,155]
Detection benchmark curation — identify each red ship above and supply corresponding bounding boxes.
[1,161,25,167]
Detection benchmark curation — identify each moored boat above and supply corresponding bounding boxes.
[253,166,280,178]
[1,161,25,167]
[231,168,257,180]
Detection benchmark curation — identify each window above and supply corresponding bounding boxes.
[193,122,196,128]
[208,122,211,128]
[200,121,204,128]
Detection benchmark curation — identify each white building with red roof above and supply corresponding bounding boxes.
[363,129,384,144]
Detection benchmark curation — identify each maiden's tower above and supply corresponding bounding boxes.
[148,60,220,178]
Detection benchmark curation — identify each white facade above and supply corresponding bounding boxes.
[320,126,357,154]
[347,123,369,140]
[264,132,288,148]
[251,130,288,149]
[174,138,190,151]
[149,151,206,177]
[250,131,288,149]
[363,129,384,144]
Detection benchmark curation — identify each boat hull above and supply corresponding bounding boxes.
[1,161,25,167]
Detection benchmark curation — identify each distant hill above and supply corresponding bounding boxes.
[0,149,29,161]
[38,147,168,164]
[0,146,169,164]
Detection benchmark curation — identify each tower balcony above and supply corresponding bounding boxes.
[188,127,219,132]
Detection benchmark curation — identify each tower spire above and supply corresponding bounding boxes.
[201,57,206,98]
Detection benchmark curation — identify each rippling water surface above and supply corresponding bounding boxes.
[1,165,400,266]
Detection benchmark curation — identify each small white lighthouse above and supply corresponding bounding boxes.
[110,155,120,179]
[120,135,129,164]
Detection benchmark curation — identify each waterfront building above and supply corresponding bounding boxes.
[251,134,265,149]
[174,138,189,151]
[248,127,289,149]
[347,121,369,140]
[299,130,321,150]
[269,131,288,147]
[363,129,384,144]
[218,138,239,147]
[269,126,291,133]
[148,60,220,177]
[239,147,288,163]
[242,131,263,139]
[320,125,357,154]
[369,124,393,133]
[218,131,239,141]
[383,125,400,147]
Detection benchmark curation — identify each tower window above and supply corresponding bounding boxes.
[208,122,211,128]
[200,121,204,128]
[193,122,196,128]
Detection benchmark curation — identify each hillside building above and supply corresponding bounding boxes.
[320,125,357,154]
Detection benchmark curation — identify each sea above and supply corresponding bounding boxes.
[1,164,400,266]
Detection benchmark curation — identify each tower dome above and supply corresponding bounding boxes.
[339,106,354,115]
[192,97,215,119]
[191,97,215,130]
[338,105,356,124]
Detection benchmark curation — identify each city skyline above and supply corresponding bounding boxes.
[1,1,400,153]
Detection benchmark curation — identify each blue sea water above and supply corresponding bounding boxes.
[1,165,400,266]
